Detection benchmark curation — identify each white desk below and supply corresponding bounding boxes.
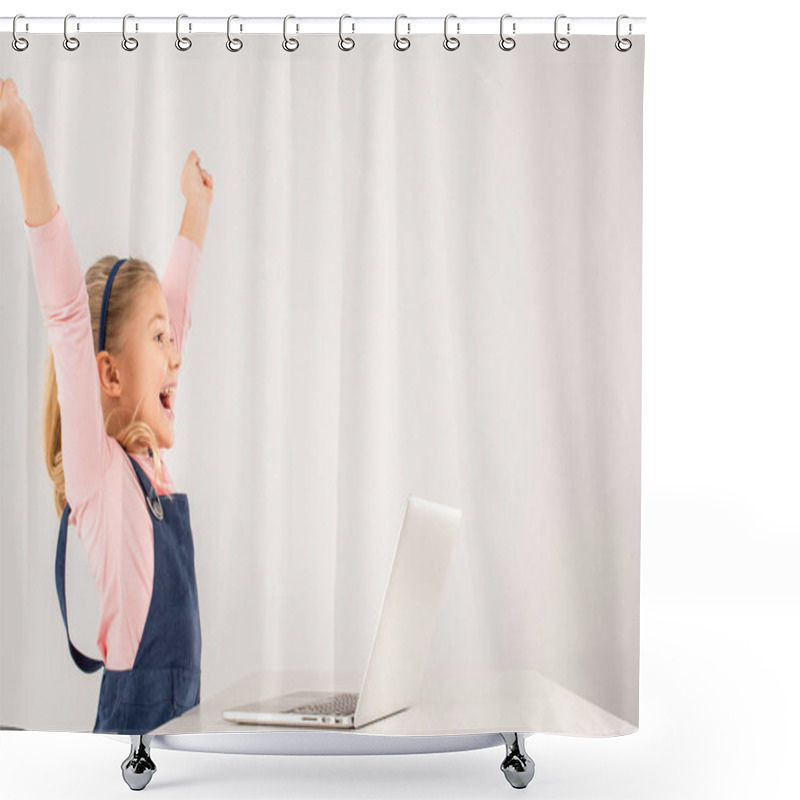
[152,668,636,737]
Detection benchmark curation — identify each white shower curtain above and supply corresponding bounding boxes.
[0,29,644,736]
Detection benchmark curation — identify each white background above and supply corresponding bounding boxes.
[1,1,797,799]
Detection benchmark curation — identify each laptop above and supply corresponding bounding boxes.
[222,495,462,729]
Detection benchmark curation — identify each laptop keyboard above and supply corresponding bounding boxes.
[288,693,359,715]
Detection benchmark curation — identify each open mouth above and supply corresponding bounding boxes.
[159,387,175,414]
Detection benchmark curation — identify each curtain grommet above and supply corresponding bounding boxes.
[176,14,192,51]
[122,14,139,51]
[283,15,299,52]
[338,14,355,51]
[226,15,243,52]
[553,14,571,51]
[12,14,29,51]
[63,14,80,51]
[499,14,516,51]
[443,14,460,51]
[394,15,411,51]
[615,15,633,51]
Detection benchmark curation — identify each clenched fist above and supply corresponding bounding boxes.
[180,150,214,207]
[0,76,34,158]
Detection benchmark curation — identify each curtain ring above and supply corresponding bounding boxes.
[226,15,243,52]
[499,13,516,51]
[63,13,80,51]
[443,14,460,51]
[122,14,139,51]
[338,14,355,51]
[283,15,299,52]
[553,14,571,51]
[394,14,410,51]
[12,15,29,51]
[176,14,192,51]
[615,15,632,52]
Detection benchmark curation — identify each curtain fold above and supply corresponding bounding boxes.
[0,31,644,735]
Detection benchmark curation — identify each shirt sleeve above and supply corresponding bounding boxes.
[160,235,202,357]
[25,205,112,510]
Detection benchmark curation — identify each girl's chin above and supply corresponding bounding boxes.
[154,409,175,448]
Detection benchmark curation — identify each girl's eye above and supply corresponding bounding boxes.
[156,332,173,344]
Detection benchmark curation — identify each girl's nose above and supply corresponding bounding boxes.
[170,340,182,368]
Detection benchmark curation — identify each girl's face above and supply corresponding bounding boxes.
[109,280,182,452]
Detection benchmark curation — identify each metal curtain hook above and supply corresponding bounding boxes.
[63,13,80,51]
[176,13,192,51]
[499,13,516,51]
[553,14,571,51]
[227,15,243,51]
[122,14,139,51]
[394,14,410,51]
[338,14,355,51]
[283,14,299,52]
[443,13,460,51]
[615,14,632,51]
[12,14,29,51]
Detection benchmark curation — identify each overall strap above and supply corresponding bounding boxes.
[127,451,164,522]
[55,502,104,673]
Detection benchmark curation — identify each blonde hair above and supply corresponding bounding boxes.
[43,255,172,519]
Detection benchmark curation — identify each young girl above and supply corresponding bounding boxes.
[0,76,213,735]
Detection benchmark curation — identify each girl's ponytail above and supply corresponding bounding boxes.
[43,346,66,517]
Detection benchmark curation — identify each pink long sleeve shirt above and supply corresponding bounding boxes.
[26,206,201,670]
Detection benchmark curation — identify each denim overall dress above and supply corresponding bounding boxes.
[55,452,202,734]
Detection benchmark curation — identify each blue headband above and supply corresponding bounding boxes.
[97,258,128,353]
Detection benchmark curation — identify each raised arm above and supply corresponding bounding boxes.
[161,152,213,356]
[2,75,111,509]
[0,77,58,226]
[177,150,213,250]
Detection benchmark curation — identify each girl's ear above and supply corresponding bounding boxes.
[97,352,122,397]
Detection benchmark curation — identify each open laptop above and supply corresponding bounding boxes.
[222,495,462,729]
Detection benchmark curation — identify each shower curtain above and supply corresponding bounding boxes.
[0,26,644,737]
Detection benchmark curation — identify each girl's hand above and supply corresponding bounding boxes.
[180,150,213,207]
[0,77,35,158]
